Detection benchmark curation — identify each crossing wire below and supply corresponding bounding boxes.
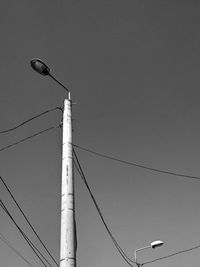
[73,144,200,181]
[0,175,59,267]
[0,231,35,267]
[141,244,200,265]
[0,199,52,267]
[0,106,62,134]
[73,148,137,267]
[0,125,60,153]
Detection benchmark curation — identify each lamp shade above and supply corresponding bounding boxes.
[30,59,50,76]
[151,240,164,249]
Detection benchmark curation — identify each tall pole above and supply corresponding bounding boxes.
[60,98,76,267]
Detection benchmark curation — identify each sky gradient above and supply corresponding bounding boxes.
[1,1,200,267]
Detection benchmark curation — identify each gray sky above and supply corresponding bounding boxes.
[1,1,200,266]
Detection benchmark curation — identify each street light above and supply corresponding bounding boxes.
[134,240,164,266]
[30,58,76,267]
[30,58,70,99]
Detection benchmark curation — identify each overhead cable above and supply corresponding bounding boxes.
[0,199,52,267]
[73,149,136,267]
[0,106,62,134]
[73,144,200,181]
[0,175,59,267]
[0,125,60,153]
[0,231,35,267]
[142,244,200,265]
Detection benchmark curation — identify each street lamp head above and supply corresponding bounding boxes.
[150,240,164,249]
[30,59,50,76]
[30,58,71,99]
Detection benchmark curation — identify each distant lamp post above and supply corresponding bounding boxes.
[30,58,70,99]
[134,240,164,266]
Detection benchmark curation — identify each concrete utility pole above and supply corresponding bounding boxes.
[30,59,77,267]
[60,97,77,267]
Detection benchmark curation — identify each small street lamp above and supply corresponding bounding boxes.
[134,240,164,266]
[30,58,70,99]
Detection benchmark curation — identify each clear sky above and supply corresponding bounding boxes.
[1,1,200,266]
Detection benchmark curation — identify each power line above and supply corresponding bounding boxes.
[0,200,51,266]
[0,125,60,153]
[0,106,62,134]
[73,158,136,267]
[141,244,200,265]
[73,144,200,181]
[0,175,59,267]
[0,199,53,267]
[73,149,136,267]
[0,231,35,267]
